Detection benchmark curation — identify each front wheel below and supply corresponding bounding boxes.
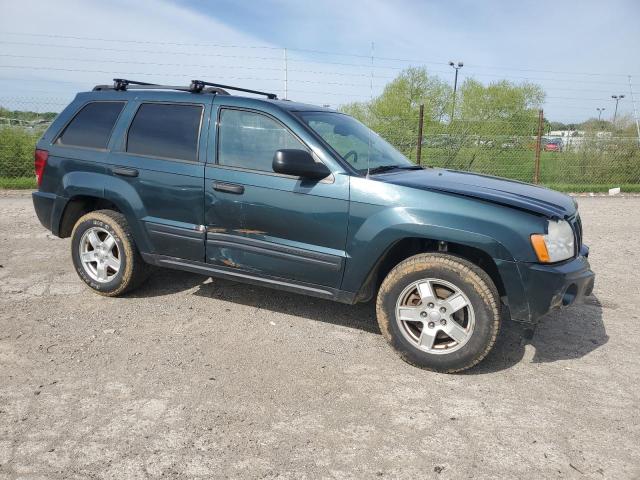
[376,253,501,373]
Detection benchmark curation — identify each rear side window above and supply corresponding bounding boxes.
[218,109,305,172]
[127,103,203,162]
[56,101,125,149]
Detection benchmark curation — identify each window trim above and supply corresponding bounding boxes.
[54,100,127,152]
[124,101,205,163]
[215,106,332,181]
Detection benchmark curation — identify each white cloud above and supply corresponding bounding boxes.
[1,0,639,121]
[0,0,287,110]
[197,0,640,122]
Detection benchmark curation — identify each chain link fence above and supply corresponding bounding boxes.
[0,98,60,188]
[1,100,639,191]
[370,111,640,192]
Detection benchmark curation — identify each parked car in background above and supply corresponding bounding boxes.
[544,137,563,152]
[32,79,594,373]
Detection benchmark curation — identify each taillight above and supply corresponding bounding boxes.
[34,149,49,187]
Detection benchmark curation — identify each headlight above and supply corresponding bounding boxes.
[530,219,575,263]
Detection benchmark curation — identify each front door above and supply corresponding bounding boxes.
[204,106,349,288]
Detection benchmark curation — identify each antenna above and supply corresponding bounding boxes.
[366,41,374,178]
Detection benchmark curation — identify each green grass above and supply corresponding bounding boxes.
[1,133,639,193]
[543,183,640,193]
[0,177,36,189]
[420,145,640,190]
[422,147,534,182]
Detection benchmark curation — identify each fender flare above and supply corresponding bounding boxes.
[341,206,516,294]
[56,171,153,253]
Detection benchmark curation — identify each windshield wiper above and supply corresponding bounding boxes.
[368,165,423,175]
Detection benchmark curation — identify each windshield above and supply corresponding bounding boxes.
[297,112,414,174]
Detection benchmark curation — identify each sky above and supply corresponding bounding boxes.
[1,0,639,123]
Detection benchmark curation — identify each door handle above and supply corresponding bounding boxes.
[213,181,244,195]
[112,167,139,178]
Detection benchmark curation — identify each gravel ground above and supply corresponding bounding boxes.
[0,191,638,479]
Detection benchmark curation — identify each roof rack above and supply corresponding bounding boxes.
[190,80,277,99]
[92,78,230,95]
[113,78,155,90]
[92,78,276,99]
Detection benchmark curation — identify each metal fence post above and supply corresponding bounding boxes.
[416,104,424,165]
[628,75,640,146]
[534,109,544,184]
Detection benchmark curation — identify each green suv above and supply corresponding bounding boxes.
[32,79,595,372]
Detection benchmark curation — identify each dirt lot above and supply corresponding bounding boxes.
[0,191,638,479]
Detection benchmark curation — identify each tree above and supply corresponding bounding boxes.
[457,79,545,135]
[340,67,452,156]
[548,121,568,132]
[337,68,547,164]
[579,118,612,132]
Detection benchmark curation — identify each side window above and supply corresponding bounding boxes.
[218,109,305,172]
[56,101,125,149]
[127,103,203,162]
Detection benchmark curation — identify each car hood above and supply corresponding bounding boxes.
[373,168,576,218]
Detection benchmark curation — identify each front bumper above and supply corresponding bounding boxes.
[498,246,595,323]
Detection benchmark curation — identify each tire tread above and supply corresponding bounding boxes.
[71,209,149,296]
[376,253,501,373]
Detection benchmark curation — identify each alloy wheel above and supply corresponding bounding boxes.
[78,227,121,283]
[395,278,475,354]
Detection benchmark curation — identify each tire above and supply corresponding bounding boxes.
[376,253,500,373]
[70,209,149,296]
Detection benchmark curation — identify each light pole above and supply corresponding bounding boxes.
[449,61,463,120]
[596,107,605,122]
[612,95,625,123]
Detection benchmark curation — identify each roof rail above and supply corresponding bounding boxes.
[190,80,277,99]
[93,79,182,92]
[113,78,155,90]
[93,78,250,99]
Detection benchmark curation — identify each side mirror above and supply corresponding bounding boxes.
[272,149,330,180]
[333,124,350,136]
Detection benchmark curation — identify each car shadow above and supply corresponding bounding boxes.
[468,295,608,374]
[131,269,608,372]
[130,269,380,333]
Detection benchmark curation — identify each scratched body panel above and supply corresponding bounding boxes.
[203,165,349,288]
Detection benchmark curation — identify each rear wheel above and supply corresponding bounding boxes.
[376,253,500,373]
[71,209,148,296]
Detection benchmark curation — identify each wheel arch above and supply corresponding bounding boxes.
[55,172,152,253]
[58,195,122,238]
[353,236,506,304]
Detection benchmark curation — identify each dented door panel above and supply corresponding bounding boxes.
[203,165,349,288]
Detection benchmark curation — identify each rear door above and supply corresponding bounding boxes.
[204,104,350,289]
[108,98,211,261]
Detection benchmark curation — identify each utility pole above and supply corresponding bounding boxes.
[596,107,605,122]
[416,104,424,165]
[612,94,625,123]
[448,61,463,121]
[628,75,640,146]
[283,48,288,99]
